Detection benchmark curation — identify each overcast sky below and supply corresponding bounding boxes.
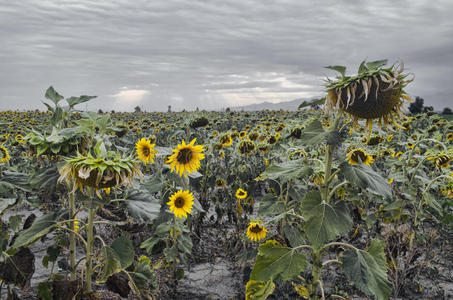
[1,0,452,112]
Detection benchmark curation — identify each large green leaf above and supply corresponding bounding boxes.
[258,194,286,216]
[125,191,161,221]
[99,246,121,281]
[299,120,329,145]
[45,86,64,105]
[301,191,352,249]
[340,162,392,199]
[250,240,307,282]
[0,198,16,215]
[257,160,312,183]
[341,239,392,300]
[13,210,68,248]
[325,65,346,77]
[66,95,97,109]
[111,236,134,269]
[245,280,275,300]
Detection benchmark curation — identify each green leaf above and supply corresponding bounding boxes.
[250,240,307,281]
[9,215,22,232]
[258,194,286,216]
[37,281,52,300]
[301,192,352,249]
[177,234,193,254]
[299,120,328,145]
[283,224,304,247]
[366,60,388,71]
[66,95,97,109]
[358,60,368,74]
[341,239,392,300]
[125,191,161,222]
[99,246,122,281]
[245,280,275,300]
[257,160,312,183]
[45,86,64,105]
[0,198,16,215]
[325,65,346,77]
[340,162,392,199]
[111,236,134,269]
[13,210,68,248]
[140,236,161,253]
[298,97,326,109]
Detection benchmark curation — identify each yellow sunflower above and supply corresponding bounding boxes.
[447,133,453,142]
[136,138,158,164]
[0,145,10,163]
[239,131,247,139]
[167,138,205,177]
[220,134,233,147]
[15,134,25,143]
[167,190,194,218]
[246,221,268,242]
[236,188,247,199]
[347,148,374,166]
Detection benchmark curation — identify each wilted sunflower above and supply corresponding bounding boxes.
[347,148,374,166]
[166,138,205,177]
[58,152,142,198]
[136,138,158,164]
[325,60,413,138]
[447,133,453,142]
[246,221,268,242]
[257,144,269,154]
[0,145,11,163]
[167,190,194,218]
[236,188,247,199]
[238,140,256,155]
[427,153,451,169]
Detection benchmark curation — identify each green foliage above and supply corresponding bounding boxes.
[250,240,307,282]
[245,280,275,300]
[341,239,392,300]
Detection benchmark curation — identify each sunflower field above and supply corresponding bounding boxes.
[0,60,453,300]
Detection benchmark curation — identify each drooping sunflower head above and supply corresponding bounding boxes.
[447,132,453,143]
[0,145,11,163]
[136,137,158,164]
[167,189,194,218]
[246,221,268,242]
[238,140,256,156]
[325,60,414,138]
[347,148,374,166]
[58,152,142,197]
[236,188,247,199]
[427,152,451,169]
[166,138,205,177]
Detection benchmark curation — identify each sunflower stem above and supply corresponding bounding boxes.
[322,111,342,203]
[68,190,77,281]
[85,203,96,293]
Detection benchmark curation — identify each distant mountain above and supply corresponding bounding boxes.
[230,97,321,111]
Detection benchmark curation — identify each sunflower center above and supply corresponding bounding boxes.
[250,225,263,233]
[174,197,185,208]
[176,148,193,164]
[351,150,367,163]
[142,146,150,157]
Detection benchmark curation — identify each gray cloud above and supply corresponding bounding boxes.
[1,0,452,111]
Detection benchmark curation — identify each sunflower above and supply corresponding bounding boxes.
[239,131,247,139]
[236,188,247,199]
[0,145,11,163]
[238,140,256,155]
[347,148,374,166]
[167,190,194,218]
[447,133,453,142]
[325,60,413,138]
[220,134,233,147]
[427,153,451,169]
[246,221,268,242]
[15,134,25,143]
[166,138,205,177]
[215,178,226,187]
[136,138,158,164]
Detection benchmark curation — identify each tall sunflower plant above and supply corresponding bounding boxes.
[246,60,414,300]
[139,137,206,280]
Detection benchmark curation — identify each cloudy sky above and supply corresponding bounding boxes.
[1,0,452,112]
